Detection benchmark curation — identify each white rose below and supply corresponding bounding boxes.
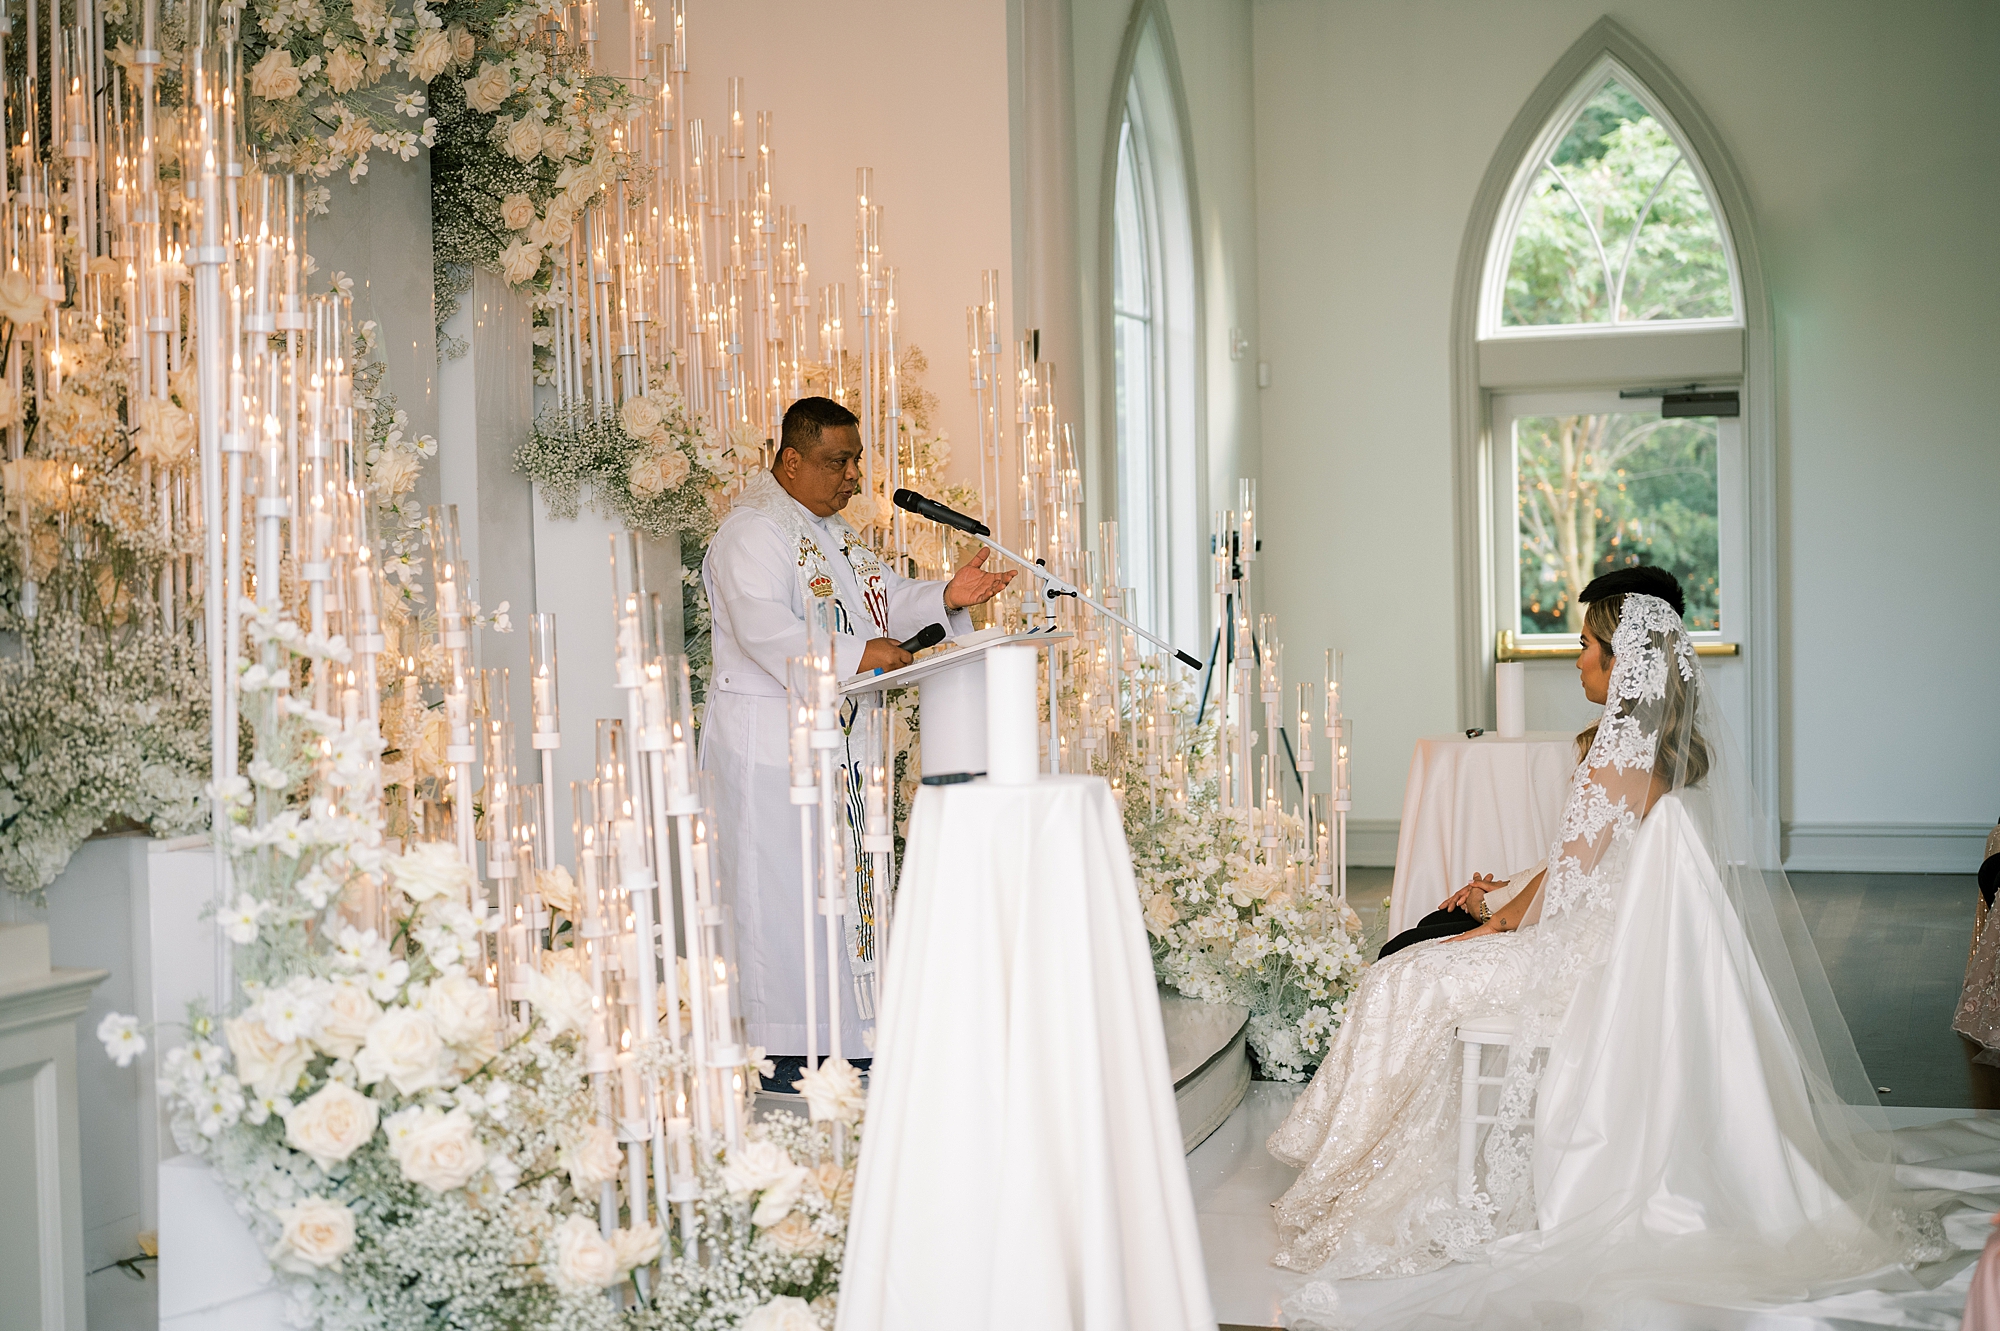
[396,1108,486,1192]
[0,380,21,428]
[793,1057,867,1125]
[498,238,542,287]
[136,397,196,464]
[447,25,475,66]
[532,210,574,251]
[627,447,691,499]
[354,1008,446,1095]
[722,1140,809,1226]
[418,972,497,1049]
[503,117,544,162]
[562,1123,624,1189]
[537,865,577,915]
[390,840,473,904]
[284,1081,380,1169]
[742,1296,821,1331]
[549,1214,621,1293]
[465,62,512,114]
[1144,892,1178,937]
[405,28,453,83]
[369,448,419,499]
[500,193,537,231]
[269,1197,355,1272]
[611,1223,661,1272]
[524,966,595,1039]
[225,1015,311,1100]
[248,48,303,101]
[619,393,665,439]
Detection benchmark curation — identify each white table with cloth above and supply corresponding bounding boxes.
[1386,732,1576,937]
[837,774,1213,1331]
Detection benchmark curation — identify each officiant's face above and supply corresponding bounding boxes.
[778,424,864,517]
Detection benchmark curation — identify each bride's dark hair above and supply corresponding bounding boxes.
[1573,593,1712,789]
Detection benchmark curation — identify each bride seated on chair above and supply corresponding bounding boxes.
[1267,568,1945,1329]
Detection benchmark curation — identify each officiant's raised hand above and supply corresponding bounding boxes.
[943,546,1019,610]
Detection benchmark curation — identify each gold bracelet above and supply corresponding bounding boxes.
[1476,896,1491,923]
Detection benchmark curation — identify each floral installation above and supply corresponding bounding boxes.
[98,472,863,1331]
[1103,708,1368,1084]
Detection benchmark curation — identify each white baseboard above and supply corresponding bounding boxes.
[1782,822,1992,874]
[1347,819,1401,868]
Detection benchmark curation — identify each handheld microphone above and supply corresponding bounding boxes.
[892,488,990,537]
[896,622,947,654]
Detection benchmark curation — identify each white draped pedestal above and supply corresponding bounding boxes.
[837,775,1213,1331]
[1387,732,1574,936]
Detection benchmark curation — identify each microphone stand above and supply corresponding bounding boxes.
[963,530,1206,672]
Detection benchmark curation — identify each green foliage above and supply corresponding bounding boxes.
[1517,412,1719,633]
[1503,80,1732,327]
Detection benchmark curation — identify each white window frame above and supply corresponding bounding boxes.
[1491,389,1744,647]
[1479,55,1746,342]
[1105,13,1200,646]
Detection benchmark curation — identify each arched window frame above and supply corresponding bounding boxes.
[1101,1,1202,645]
[1479,56,1747,340]
[1449,19,1780,862]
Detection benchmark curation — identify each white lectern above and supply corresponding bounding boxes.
[841,628,1070,779]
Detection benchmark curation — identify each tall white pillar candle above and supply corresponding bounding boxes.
[1495,661,1526,739]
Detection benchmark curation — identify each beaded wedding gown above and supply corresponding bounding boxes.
[1269,595,1943,1328]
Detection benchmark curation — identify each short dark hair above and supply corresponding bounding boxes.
[1578,564,1684,618]
[778,396,859,459]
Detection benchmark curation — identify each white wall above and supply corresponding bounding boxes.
[1250,0,2000,862]
[684,0,1015,495]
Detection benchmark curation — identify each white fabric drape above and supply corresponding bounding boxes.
[1387,734,1573,935]
[837,776,1213,1331]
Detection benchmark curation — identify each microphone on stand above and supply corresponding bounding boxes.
[892,488,990,537]
[896,622,947,654]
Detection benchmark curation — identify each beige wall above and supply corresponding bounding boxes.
[1250,0,2000,851]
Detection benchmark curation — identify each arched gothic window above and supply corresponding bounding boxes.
[1108,11,1198,642]
[1454,28,1775,854]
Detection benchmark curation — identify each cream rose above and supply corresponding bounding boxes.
[248,49,303,101]
[369,448,418,499]
[758,1211,829,1258]
[225,1014,311,1100]
[351,0,386,31]
[742,1296,820,1331]
[447,25,475,66]
[562,1123,624,1189]
[794,1058,867,1125]
[315,981,378,1060]
[1143,892,1179,937]
[418,972,496,1049]
[136,397,196,465]
[537,865,578,915]
[390,840,474,904]
[498,238,542,287]
[627,447,691,499]
[523,966,594,1038]
[269,1197,355,1273]
[502,117,544,162]
[284,1081,380,1169]
[354,1008,445,1095]
[619,394,665,439]
[810,1161,853,1214]
[465,62,512,114]
[405,28,453,83]
[611,1223,661,1272]
[0,381,20,428]
[0,269,47,325]
[326,45,367,94]
[722,1140,809,1226]
[549,1214,621,1292]
[500,193,537,231]
[532,210,575,250]
[396,1108,486,1191]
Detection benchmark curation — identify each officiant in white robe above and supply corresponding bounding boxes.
[701,396,1015,1062]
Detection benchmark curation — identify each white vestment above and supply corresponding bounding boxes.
[700,470,968,1057]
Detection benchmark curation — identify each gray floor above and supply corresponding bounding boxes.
[1791,870,1994,1109]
